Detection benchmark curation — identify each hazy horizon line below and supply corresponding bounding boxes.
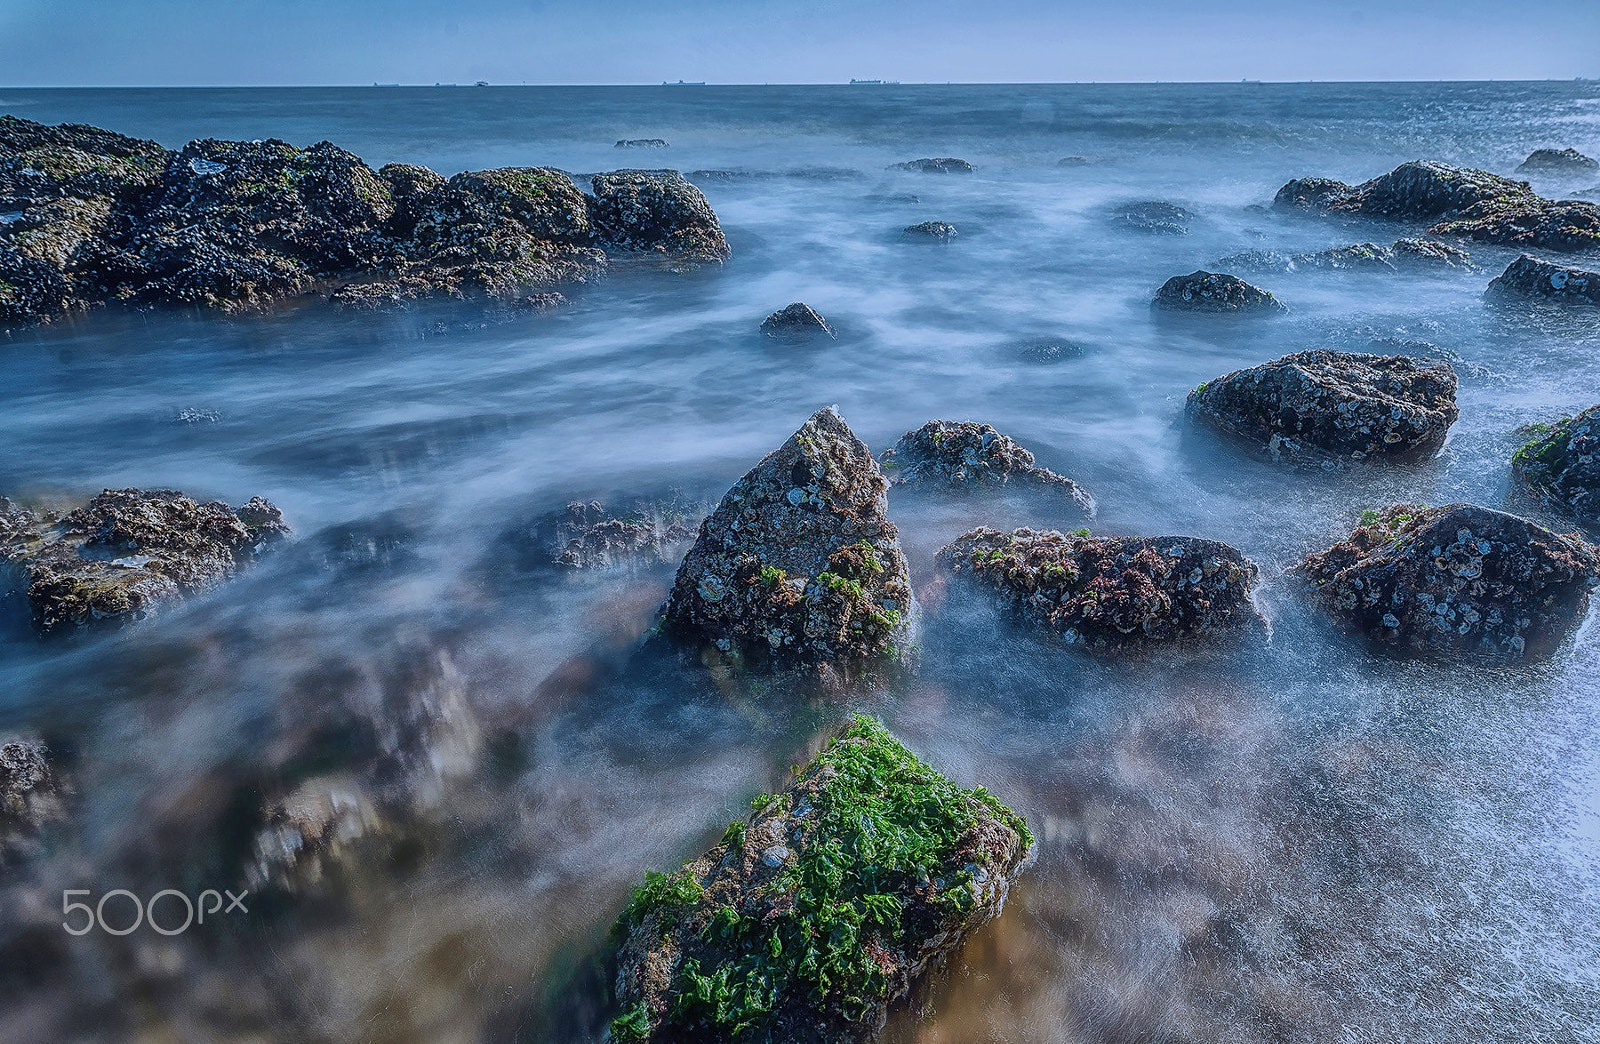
[4,77,1596,90]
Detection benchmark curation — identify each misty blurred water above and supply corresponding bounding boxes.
[1,82,1599,1042]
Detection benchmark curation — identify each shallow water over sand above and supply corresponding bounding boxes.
[2,83,1599,1042]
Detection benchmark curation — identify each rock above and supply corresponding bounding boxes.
[1389,236,1472,268]
[1516,148,1599,176]
[1187,350,1458,463]
[1485,254,1600,308]
[1274,160,1600,252]
[760,302,835,341]
[615,139,669,149]
[1287,242,1397,270]
[0,738,65,861]
[1113,200,1195,235]
[878,420,1094,513]
[608,715,1033,1043]
[1298,504,1600,661]
[1216,238,1469,275]
[1151,271,1284,313]
[1512,405,1600,533]
[901,220,957,242]
[1056,156,1090,167]
[936,527,1260,648]
[589,169,730,270]
[659,407,913,679]
[0,488,289,634]
[889,157,974,173]
[547,499,701,570]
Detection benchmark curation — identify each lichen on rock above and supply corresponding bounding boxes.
[935,527,1260,648]
[878,420,1094,513]
[1512,405,1600,533]
[608,715,1033,1043]
[1298,504,1600,661]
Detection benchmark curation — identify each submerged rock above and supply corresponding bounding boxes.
[1298,504,1600,661]
[1113,200,1195,235]
[660,407,912,679]
[608,715,1033,1043]
[543,499,701,570]
[615,139,669,149]
[879,420,1094,513]
[1513,405,1600,532]
[0,738,65,862]
[0,488,289,634]
[1273,159,1600,252]
[589,169,731,270]
[1217,238,1469,274]
[936,527,1260,648]
[1188,350,1458,464]
[1390,236,1472,268]
[1516,148,1598,176]
[1485,254,1600,308]
[889,157,974,173]
[760,302,835,341]
[901,220,957,241]
[1152,271,1285,313]
[1057,155,1091,167]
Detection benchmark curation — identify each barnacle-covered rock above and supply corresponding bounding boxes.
[1513,405,1600,533]
[660,407,912,680]
[1187,349,1458,464]
[760,302,835,340]
[608,715,1033,1043]
[1486,254,1600,308]
[1298,504,1600,661]
[1152,270,1285,313]
[878,420,1094,513]
[589,169,730,270]
[935,527,1260,648]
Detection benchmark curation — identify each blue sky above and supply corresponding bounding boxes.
[1,0,1596,85]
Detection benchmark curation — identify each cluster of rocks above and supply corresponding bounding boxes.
[1274,159,1600,252]
[879,420,1094,513]
[1513,405,1600,533]
[0,116,730,328]
[1217,237,1471,274]
[1188,349,1460,465]
[1152,270,1285,313]
[889,157,974,173]
[0,488,288,633]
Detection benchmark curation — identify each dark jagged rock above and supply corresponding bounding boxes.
[760,302,835,340]
[1188,349,1458,464]
[615,139,669,149]
[659,407,912,680]
[1,737,65,862]
[1513,405,1600,532]
[901,220,957,242]
[607,715,1033,1044]
[1486,254,1600,308]
[889,157,974,173]
[1273,159,1600,252]
[1298,504,1600,661]
[0,116,735,328]
[1113,200,1195,235]
[878,420,1095,514]
[1152,270,1284,313]
[936,527,1260,648]
[1516,148,1598,176]
[0,488,289,634]
[589,169,730,270]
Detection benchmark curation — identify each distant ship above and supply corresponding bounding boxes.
[372,82,400,88]
[475,81,489,87]
[849,79,900,85]
[664,80,706,86]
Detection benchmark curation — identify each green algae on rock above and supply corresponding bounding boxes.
[1298,503,1600,661]
[878,420,1094,514]
[935,526,1260,648]
[608,715,1033,1043]
[1512,405,1600,533]
[660,408,913,682]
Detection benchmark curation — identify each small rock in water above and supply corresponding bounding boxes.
[1,737,66,862]
[1485,254,1600,308]
[1512,404,1600,533]
[1056,155,1090,167]
[901,220,958,241]
[879,420,1094,514]
[607,715,1033,1043]
[936,527,1260,648]
[1515,148,1599,176]
[1152,270,1284,313]
[176,406,222,424]
[659,407,913,682]
[1113,200,1196,235]
[888,157,975,173]
[1187,349,1458,463]
[1298,504,1600,661]
[760,301,835,340]
[614,138,669,149]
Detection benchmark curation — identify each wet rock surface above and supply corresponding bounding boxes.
[760,302,835,340]
[936,527,1260,648]
[515,498,703,572]
[0,738,65,862]
[1516,148,1598,176]
[615,139,670,149]
[0,488,289,634]
[0,116,731,328]
[1298,504,1600,661]
[1188,349,1459,464]
[1486,253,1600,307]
[1220,238,1470,274]
[660,407,913,680]
[879,420,1094,513]
[1513,405,1600,533]
[607,715,1033,1043]
[1152,270,1284,313]
[889,157,974,173]
[902,220,958,241]
[1113,200,1195,235]
[1274,159,1600,252]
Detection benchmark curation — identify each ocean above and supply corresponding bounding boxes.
[2,82,1599,1042]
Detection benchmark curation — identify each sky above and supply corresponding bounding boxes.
[0,0,1597,86]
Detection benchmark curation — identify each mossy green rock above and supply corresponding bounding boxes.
[609,716,1033,1043]
[1513,404,1600,532]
